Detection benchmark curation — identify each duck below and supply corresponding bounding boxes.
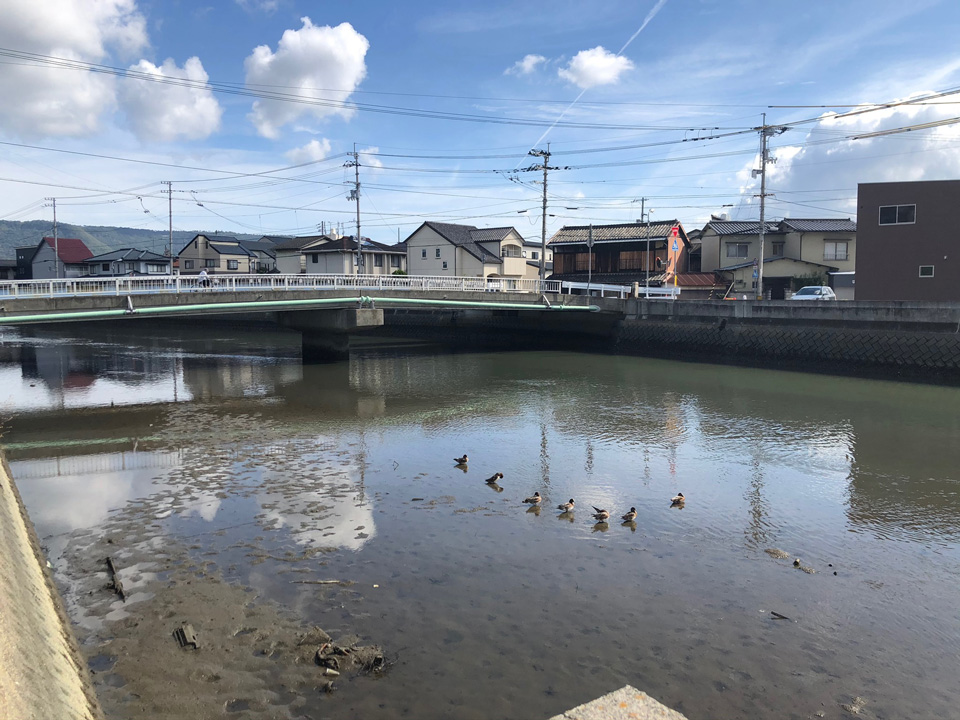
[523,492,542,505]
[621,507,637,522]
[557,498,575,512]
[793,558,801,568]
[591,506,610,521]
[454,455,468,465]
[670,493,685,506]
[485,472,504,484]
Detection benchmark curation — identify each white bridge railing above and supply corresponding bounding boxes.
[0,273,565,300]
[559,281,680,300]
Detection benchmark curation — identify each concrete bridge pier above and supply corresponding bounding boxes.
[281,307,384,362]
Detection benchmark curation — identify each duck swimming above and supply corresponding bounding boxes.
[523,492,542,505]
[454,455,468,465]
[591,506,610,521]
[621,507,637,522]
[557,498,575,512]
[485,472,504,484]
[670,493,685,506]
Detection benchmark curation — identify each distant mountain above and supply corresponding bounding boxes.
[0,220,262,260]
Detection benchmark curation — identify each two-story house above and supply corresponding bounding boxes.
[699,218,856,299]
[404,222,535,279]
[548,221,691,287]
[177,235,255,274]
[300,235,406,275]
[856,180,958,301]
[28,237,94,279]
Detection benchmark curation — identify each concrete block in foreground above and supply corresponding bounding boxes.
[549,685,688,720]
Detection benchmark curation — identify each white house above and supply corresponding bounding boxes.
[82,248,172,276]
[404,222,536,279]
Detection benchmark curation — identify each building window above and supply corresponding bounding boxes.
[205,259,216,268]
[435,248,441,258]
[390,255,401,267]
[919,265,935,278]
[771,242,784,257]
[726,243,749,258]
[374,254,383,267]
[310,253,319,263]
[148,263,166,273]
[823,241,849,261]
[879,204,916,225]
[102,263,110,271]
[531,251,539,260]
[442,261,448,270]
[227,260,239,270]
[184,259,194,270]
[421,248,427,258]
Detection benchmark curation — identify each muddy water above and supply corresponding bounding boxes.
[4,323,960,719]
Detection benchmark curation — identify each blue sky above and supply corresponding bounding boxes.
[1,0,959,251]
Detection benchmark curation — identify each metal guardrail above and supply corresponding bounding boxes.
[559,281,680,300]
[0,274,563,300]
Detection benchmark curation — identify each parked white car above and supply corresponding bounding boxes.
[790,285,836,300]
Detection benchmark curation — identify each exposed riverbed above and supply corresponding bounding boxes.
[3,323,960,719]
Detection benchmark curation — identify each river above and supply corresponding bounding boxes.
[3,322,959,719]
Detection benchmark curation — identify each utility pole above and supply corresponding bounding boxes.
[527,146,564,285]
[45,197,59,279]
[345,144,362,275]
[638,198,654,294]
[753,114,788,300]
[164,181,173,265]
[587,224,593,295]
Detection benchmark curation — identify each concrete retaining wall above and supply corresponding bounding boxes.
[0,454,102,720]
[616,300,960,381]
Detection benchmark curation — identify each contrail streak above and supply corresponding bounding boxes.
[517,0,671,166]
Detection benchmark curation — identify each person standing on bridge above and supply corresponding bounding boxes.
[198,268,210,289]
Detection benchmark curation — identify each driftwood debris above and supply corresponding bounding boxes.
[105,556,126,601]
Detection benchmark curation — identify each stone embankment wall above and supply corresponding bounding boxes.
[614,300,960,381]
[0,455,102,720]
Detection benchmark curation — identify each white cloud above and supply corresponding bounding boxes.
[244,18,369,139]
[736,94,960,217]
[359,146,383,169]
[235,0,279,13]
[558,46,634,89]
[285,138,332,163]
[0,0,147,138]
[119,57,222,141]
[505,54,546,76]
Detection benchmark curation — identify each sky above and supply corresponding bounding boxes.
[1,0,960,253]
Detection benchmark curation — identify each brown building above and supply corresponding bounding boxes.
[857,180,960,301]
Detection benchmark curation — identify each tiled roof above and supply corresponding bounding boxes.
[199,234,240,244]
[706,221,782,236]
[40,237,92,263]
[273,235,329,251]
[674,273,723,287]
[258,235,292,244]
[209,242,254,257]
[238,240,278,256]
[300,236,406,254]
[780,218,856,232]
[722,257,836,271]
[421,221,511,264]
[84,248,169,263]
[471,227,515,244]
[548,221,684,244]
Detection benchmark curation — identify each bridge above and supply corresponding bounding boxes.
[0,273,654,326]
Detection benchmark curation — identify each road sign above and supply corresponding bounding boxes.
[752,268,759,278]
[671,226,679,237]
[672,240,679,252]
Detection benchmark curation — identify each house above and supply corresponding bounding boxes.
[177,234,255,274]
[856,180,959,301]
[699,218,856,299]
[404,222,534,279]
[301,235,406,275]
[0,258,15,280]
[548,221,691,287]
[81,249,172,276]
[522,237,554,276]
[273,235,330,274]
[15,246,34,279]
[29,237,94,279]
[238,239,278,273]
